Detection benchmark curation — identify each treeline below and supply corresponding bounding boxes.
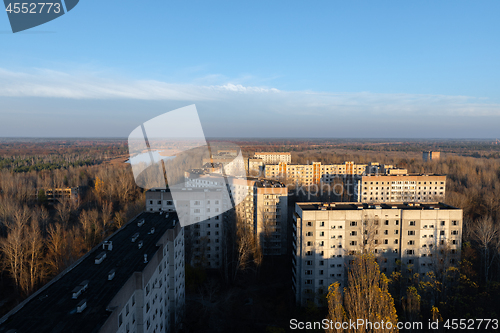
[0,140,128,173]
[0,163,144,315]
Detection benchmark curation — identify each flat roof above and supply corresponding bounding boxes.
[296,202,459,211]
[0,212,178,333]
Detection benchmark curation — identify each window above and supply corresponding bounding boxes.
[452,220,458,226]
[320,222,325,227]
[451,230,458,235]
[320,231,325,237]
[119,313,123,326]
[407,249,415,255]
[350,241,357,246]
[408,240,415,245]
[440,230,445,236]
[306,232,313,237]
[409,221,415,226]
[408,230,415,236]
[350,221,357,227]
[350,231,357,236]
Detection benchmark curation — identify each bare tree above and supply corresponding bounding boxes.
[0,220,25,292]
[55,199,71,225]
[46,223,68,275]
[471,216,499,283]
[24,218,46,295]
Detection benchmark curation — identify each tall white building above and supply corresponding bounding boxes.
[293,202,462,306]
[146,188,225,269]
[0,213,185,333]
[182,173,289,256]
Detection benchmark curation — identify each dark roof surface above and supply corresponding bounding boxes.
[0,212,177,333]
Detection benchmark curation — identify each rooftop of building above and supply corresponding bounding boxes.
[0,212,178,333]
[254,152,291,155]
[296,202,459,211]
[254,179,286,188]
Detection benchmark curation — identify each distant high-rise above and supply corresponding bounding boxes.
[423,151,441,162]
[254,152,292,164]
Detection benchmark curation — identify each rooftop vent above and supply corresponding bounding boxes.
[95,252,107,265]
[108,269,116,281]
[71,280,89,299]
[103,241,113,251]
[149,227,155,234]
[137,219,145,227]
[144,254,148,263]
[131,233,139,242]
[138,240,143,249]
[76,299,87,313]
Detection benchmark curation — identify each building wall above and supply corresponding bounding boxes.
[254,152,292,164]
[100,221,184,333]
[255,186,288,255]
[293,203,462,307]
[355,175,446,203]
[146,189,224,269]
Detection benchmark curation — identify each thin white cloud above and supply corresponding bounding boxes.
[0,67,499,117]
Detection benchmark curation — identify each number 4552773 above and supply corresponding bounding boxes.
[6,3,62,14]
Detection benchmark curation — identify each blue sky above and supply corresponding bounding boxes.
[1,1,499,138]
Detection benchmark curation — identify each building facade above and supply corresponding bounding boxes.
[293,202,462,306]
[182,173,289,256]
[0,213,185,333]
[254,152,292,164]
[264,162,406,186]
[146,188,225,269]
[354,174,446,203]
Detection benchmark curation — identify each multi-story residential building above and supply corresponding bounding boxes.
[423,151,441,162]
[264,161,407,186]
[182,173,289,256]
[35,186,82,203]
[254,152,292,164]
[0,212,185,333]
[253,179,288,255]
[354,174,446,203]
[248,158,264,175]
[146,188,225,269]
[293,202,462,306]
